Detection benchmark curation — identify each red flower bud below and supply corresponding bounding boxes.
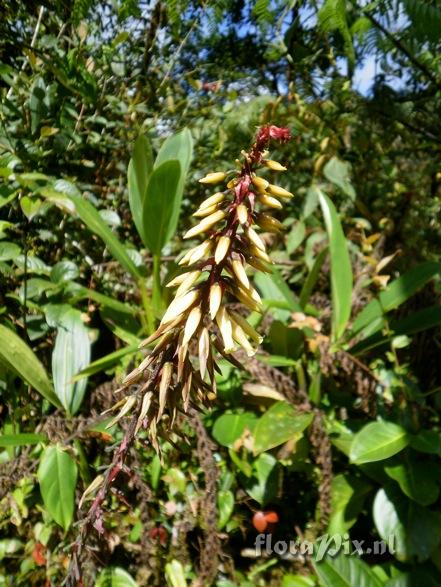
[256,125,291,145]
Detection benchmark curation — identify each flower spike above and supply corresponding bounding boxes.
[116,125,292,442]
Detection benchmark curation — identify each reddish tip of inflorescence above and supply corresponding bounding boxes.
[256,125,291,145]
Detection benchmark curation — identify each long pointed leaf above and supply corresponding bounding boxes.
[52,309,91,415]
[38,445,77,531]
[128,134,153,243]
[142,160,181,255]
[154,128,193,244]
[69,195,140,279]
[0,324,61,408]
[352,262,441,338]
[317,188,353,340]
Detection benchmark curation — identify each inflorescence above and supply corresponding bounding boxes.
[114,125,292,443]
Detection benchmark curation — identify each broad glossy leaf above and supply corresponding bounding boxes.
[317,188,353,340]
[314,551,382,587]
[410,430,441,454]
[50,260,79,283]
[0,433,47,447]
[95,567,138,587]
[20,196,42,220]
[0,242,20,262]
[52,308,91,414]
[253,402,313,454]
[128,134,154,243]
[373,485,441,562]
[245,453,277,506]
[38,445,77,531]
[69,194,140,279]
[212,412,257,448]
[0,185,18,209]
[0,324,60,408]
[18,278,58,301]
[385,459,439,506]
[142,160,181,255]
[328,474,372,535]
[350,421,409,464]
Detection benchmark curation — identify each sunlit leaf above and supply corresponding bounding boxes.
[0,324,60,408]
[350,421,409,464]
[317,187,353,340]
[38,445,77,531]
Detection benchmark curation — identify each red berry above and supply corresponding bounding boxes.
[252,511,268,533]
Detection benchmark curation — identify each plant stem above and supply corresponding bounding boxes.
[138,277,155,334]
[152,253,162,315]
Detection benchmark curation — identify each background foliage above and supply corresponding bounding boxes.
[0,0,440,585]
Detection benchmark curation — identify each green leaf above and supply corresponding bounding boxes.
[328,474,372,535]
[0,433,47,447]
[352,262,441,338]
[29,76,47,135]
[245,453,278,506]
[314,551,382,587]
[38,445,78,531]
[0,185,18,209]
[0,242,21,262]
[317,188,353,340]
[318,0,355,68]
[410,430,441,454]
[67,285,138,315]
[20,196,43,220]
[373,485,441,562]
[0,539,23,561]
[255,267,301,321]
[299,247,328,309]
[282,575,315,587]
[303,185,319,218]
[350,421,409,465]
[69,194,140,279]
[52,308,91,415]
[253,402,313,454]
[0,324,60,408]
[50,261,79,283]
[95,567,138,587]
[154,128,193,243]
[385,459,439,506]
[142,160,182,255]
[323,157,356,200]
[212,412,257,448]
[128,134,154,243]
[165,560,187,587]
[218,490,234,529]
[286,220,306,254]
[73,343,139,380]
